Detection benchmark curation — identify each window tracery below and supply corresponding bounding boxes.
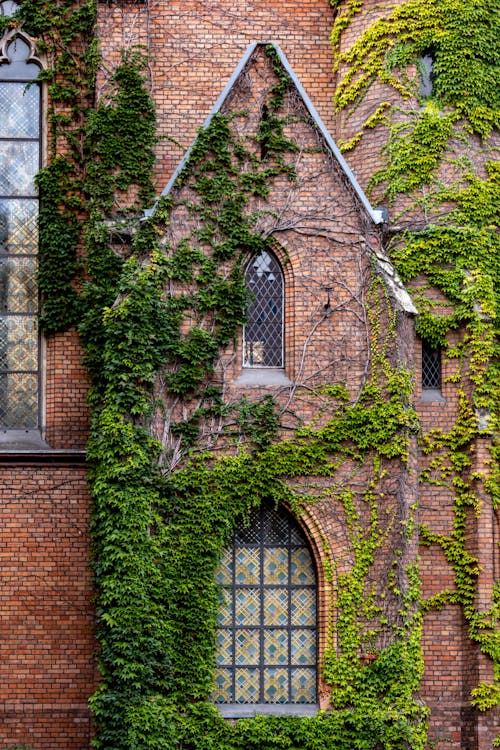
[0,15,41,429]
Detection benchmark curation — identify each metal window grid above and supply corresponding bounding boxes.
[422,340,441,390]
[243,251,284,368]
[215,501,317,705]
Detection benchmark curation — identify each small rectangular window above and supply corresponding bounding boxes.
[421,340,441,391]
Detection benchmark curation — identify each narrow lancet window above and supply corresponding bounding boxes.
[243,250,284,368]
[422,340,441,391]
[0,28,41,428]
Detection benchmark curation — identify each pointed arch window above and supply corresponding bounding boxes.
[243,250,284,369]
[0,16,41,429]
[214,501,317,715]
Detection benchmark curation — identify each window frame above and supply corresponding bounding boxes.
[242,249,285,371]
[0,25,44,435]
[214,500,319,717]
[420,338,444,402]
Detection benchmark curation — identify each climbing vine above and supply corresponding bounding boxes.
[9,0,498,747]
[80,41,429,744]
[331,0,500,743]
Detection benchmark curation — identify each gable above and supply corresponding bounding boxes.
[145,43,415,317]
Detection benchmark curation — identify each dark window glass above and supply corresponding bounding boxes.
[0,33,40,429]
[422,340,441,390]
[243,251,284,368]
[420,53,435,97]
[214,501,317,706]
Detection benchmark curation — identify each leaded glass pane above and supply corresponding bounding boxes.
[264,629,288,665]
[263,548,288,584]
[244,250,283,367]
[235,668,260,703]
[235,629,260,665]
[234,509,261,544]
[290,668,316,703]
[0,199,38,254]
[291,630,316,665]
[263,505,289,544]
[215,549,233,586]
[422,340,441,390]
[0,83,40,138]
[263,668,288,703]
[235,548,260,585]
[213,669,233,703]
[216,630,233,665]
[215,501,316,706]
[263,589,288,626]
[291,549,315,585]
[0,257,38,313]
[217,590,232,626]
[291,590,316,626]
[0,315,37,370]
[0,141,38,195]
[235,589,260,626]
[0,372,37,428]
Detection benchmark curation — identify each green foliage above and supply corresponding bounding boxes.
[332,0,500,138]
[331,0,500,737]
[368,104,457,202]
[78,58,428,746]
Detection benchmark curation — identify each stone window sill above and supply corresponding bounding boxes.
[217,703,319,719]
[233,368,291,386]
[419,389,445,403]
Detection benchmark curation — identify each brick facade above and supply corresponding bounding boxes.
[0,1,498,748]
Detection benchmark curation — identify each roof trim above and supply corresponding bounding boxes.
[144,42,384,224]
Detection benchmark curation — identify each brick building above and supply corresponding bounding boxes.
[0,1,498,749]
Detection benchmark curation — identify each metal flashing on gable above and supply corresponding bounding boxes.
[143,42,384,225]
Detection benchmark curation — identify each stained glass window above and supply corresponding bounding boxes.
[214,501,317,708]
[243,250,284,368]
[422,340,441,391]
[0,31,40,429]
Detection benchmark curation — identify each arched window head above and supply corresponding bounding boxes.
[214,500,317,715]
[243,250,284,368]
[0,22,40,430]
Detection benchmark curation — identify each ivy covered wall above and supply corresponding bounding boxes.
[331,0,500,745]
[2,0,498,748]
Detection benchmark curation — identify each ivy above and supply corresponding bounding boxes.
[332,0,500,138]
[330,0,500,735]
[19,0,497,742]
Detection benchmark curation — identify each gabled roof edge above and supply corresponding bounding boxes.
[269,43,384,225]
[143,43,384,223]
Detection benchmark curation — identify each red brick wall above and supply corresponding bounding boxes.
[97,0,337,189]
[44,331,90,449]
[0,464,96,748]
[1,1,496,747]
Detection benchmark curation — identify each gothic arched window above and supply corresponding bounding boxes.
[214,501,317,714]
[0,18,41,429]
[243,250,284,368]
